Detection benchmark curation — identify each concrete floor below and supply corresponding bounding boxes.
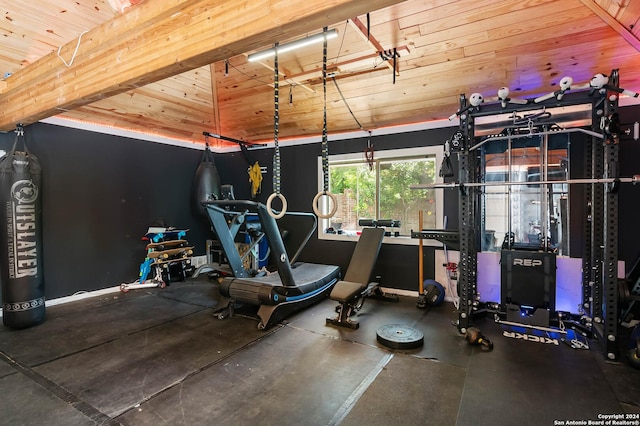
[0,278,638,425]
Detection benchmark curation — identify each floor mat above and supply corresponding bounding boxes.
[0,291,203,366]
[289,297,471,367]
[340,354,466,426]
[0,372,97,425]
[116,325,390,425]
[457,317,626,425]
[33,309,267,418]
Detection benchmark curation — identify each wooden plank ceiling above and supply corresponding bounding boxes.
[1,0,639,148]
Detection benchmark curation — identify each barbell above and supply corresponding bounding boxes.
[411,175,639,190]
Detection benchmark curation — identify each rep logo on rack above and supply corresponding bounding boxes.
[513,258,543,267]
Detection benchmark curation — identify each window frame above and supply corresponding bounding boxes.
[317,145,444,246]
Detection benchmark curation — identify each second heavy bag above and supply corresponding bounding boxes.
[0,127,45,329]
[192,144,221,218]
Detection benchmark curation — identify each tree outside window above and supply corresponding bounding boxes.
[327,156,437,236]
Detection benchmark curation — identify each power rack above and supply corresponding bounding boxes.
[416,70,639,361]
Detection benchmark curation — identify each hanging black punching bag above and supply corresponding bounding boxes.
[192,142,222,218]
[0,126,45,329]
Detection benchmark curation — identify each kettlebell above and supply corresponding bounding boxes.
[629,338,640,370]
[465,327,494,350]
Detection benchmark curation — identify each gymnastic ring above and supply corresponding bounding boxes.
[312,191,338,219]
[266,192,287,219]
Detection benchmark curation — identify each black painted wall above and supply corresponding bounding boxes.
[0,123,211,301]
[0,107,638,302]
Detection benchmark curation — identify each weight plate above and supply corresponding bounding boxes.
[618,279,631,308]
[376,324,424,350]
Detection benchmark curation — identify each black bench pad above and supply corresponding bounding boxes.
[330,280,365,303]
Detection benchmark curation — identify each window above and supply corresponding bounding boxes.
[317,146,444,245]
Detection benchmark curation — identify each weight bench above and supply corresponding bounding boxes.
[326,227,398,329]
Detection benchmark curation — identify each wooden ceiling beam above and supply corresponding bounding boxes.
[579,0,640,52]
[0,0,404,131]
[349,16,400,75]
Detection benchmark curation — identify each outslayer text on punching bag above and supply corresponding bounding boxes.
[0,127,45,329]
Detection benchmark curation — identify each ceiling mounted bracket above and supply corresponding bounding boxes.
[379,48,400,84]
[202,131,266,148]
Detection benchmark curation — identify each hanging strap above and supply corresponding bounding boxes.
[200,135,213,163]
[266,43,287,219]
[366,13,370,40]
[321,33,329,194]
[364,131,374,171]
[393,47,397,85]
[273,42,281,196]
[11,124,30,155]
[2,124,40,175]
[312,28,337,219]
[439,139,454,178]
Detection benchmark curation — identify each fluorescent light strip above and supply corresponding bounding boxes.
[248,29,338,62]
